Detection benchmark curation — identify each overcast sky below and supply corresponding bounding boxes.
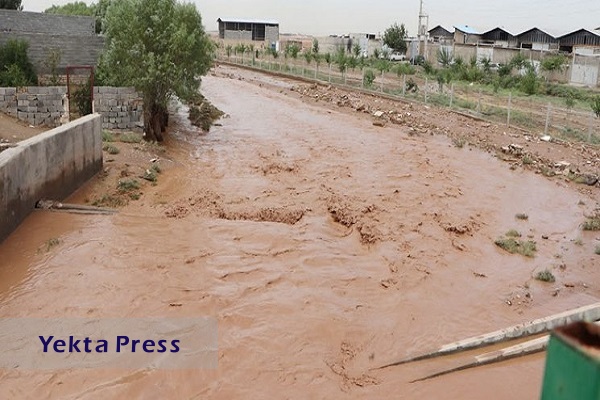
[23,0,600,37]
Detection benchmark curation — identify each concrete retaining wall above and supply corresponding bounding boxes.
[0,114,102,243]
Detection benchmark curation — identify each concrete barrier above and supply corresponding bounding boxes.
[0,114,102,243]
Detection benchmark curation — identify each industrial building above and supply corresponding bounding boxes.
[217,18,279,47]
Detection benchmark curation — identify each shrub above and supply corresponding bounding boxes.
[364,68,376,87]
[536,269,556,283]
[0,39,38,86]
[591,96,600,118]
[582,217,600,231]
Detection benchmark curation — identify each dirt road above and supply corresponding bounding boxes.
[0,65,599,399]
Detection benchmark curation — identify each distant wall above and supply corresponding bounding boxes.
[0,114,102,243]
[0,32,105,72]
[0,9,95,36]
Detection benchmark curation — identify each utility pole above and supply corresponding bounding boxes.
[418,0,429,59]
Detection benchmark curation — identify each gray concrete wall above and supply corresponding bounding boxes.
[94,87,143,130]
[0,32,105,72]
[223,30,252,42]
[0,9,95,36]
[0,114,102,243]
[265,26,279,45]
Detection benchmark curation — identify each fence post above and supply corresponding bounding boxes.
[315,65,318,80]
[344,67,347,85]
[450,83,454,108]
[589,112,594,142]
[328,63,331,83]
[477,89,482,114]
[544,103,552,135]
[424,78,428,103]
[380,70,384,93]
[507,92,512,127]
[361,67,365,88]
[402,74,406,96]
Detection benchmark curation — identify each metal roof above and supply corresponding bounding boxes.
[453,25,480,35]
[217,18,279,25]
[481,26,516,36]
[557,28,600,39]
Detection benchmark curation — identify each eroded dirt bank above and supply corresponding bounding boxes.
[0,65,599,399]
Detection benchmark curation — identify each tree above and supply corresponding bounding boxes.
[45,2,95,15]
[0,0,22,10]
[312,38,319,56]
[383,23,408,54]
[592,96,600,119]
[99,0,213,141]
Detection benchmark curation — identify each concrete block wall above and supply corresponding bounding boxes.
[0,86,67,127]
[0,33,105,72]
[94,87,143,130]
[0,114,102,243]
[0,10,95,36]
[0,86,142,129]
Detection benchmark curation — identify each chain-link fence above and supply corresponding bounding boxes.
[218,52,600,145]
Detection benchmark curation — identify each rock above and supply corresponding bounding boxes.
[581,174,599,186]
[554,161,571,169]
[373,121,385,127]
[540,135,552,142]
[373,111,384,118]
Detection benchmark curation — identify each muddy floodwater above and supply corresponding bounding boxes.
[1,65,599,399]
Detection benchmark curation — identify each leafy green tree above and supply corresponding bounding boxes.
[303,51,312,64]
[45,2,95,15]
[352,43,361,58]
[285,43,300,59]
[382,23,408,54]
[0,0,22,10]
[99,0,213,141]
[541,54,567,72]
[312,38,319,56]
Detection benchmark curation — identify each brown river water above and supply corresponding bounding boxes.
[0,65,599,399]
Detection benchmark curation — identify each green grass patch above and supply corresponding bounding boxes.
[119,132,143,143]
[102,130,115,142]
[535,269,556,283]
[142,169,157,183]
[522,155,534,165]
[506,229,521,237]
[452,137,466,148]
[117,179,140,192]
[45,237,60,252]
[150,163,162,174]
[102,144,120,155]
[582,218,600,231]
[495,236,537,257]
[92,194,126,208]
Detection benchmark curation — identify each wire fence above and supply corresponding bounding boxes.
[218,52,600,145]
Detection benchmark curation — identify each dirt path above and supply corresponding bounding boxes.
[0,65,599,399]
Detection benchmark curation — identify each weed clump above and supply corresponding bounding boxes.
[535,269,556,283]
[495,233,537,257]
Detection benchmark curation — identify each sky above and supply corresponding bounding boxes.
[23,0,600,37]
